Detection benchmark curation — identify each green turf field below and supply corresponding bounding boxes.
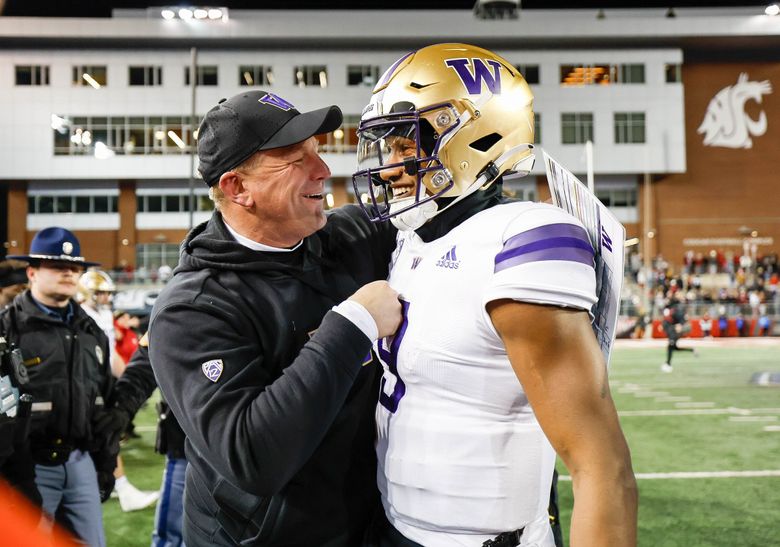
[105,343,780,546]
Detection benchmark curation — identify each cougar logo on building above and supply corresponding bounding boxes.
[697,73,773,149]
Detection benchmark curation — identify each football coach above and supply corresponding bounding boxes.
[148,90,401,546]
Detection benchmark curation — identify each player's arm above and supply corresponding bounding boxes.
[488,300,637,547]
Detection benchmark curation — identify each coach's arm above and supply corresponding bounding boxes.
[488,300,638,547]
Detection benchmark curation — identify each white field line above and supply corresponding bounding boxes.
[728,416,778,422]
[675,401,716,408]
[619,406,780,417]
[654,396,692,402]
[764,426,780,432]
[559,470,780,481]
[632,391,670,398]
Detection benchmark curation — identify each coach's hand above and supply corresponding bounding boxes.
[349,280,402,338]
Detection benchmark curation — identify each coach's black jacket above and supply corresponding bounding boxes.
[0,292,116,473]
[149,207,394,547]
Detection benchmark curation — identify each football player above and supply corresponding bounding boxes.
[354,43,637,547]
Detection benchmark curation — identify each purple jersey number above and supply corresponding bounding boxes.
[378,300,410,413]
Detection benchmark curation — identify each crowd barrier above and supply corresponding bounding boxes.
[651,317,772,338]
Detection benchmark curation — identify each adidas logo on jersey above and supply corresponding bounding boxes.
[435,246,460,269]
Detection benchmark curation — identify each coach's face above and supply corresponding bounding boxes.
[239,137,331,247]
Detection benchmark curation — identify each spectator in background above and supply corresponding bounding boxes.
[717,307,729,336]
[157,265,173,284]
[700,313,713,338]
[662,293,697,372]
[0,260,28,308]
[757,306,771,336]
[113,311,140,365]
[735,313,748,337]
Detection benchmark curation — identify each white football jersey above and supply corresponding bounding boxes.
[376,201,597,547]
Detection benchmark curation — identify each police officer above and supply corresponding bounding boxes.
[1,227,119,547]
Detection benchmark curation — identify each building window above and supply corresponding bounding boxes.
[319,114,360,153]
[561,112,593,144]
[347,65,379,87]
[560,63,645,86]
[595,187,638,208]
[72,65,107,87]
[515,64,539,84]
[136,243,180,272]
[294,65,327,88]
[239,65,274,86]
[137,193,214,213]
[53,114,199,156]
[618,64,645,84]
[184,66,218,86]
[614,112,646,144]
[665,63,682,83]
[15,65,50,86]
[129,66,163,86]
[560,64,611,86]
[533,113,541,144]
[28,194,118,214]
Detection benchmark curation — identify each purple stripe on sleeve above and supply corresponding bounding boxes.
[501,223,591,253]
[495,246,595,273]
[495,236,594,265]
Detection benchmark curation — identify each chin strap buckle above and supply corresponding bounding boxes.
[478,161,500,185]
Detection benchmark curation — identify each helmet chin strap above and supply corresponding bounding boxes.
[389,197,439,231]
[388,145,534,232]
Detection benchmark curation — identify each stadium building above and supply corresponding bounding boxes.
[0,6,778,282]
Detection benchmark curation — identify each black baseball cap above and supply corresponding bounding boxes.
[197,90,343,186]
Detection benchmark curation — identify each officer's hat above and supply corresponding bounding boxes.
[7,227,99,267]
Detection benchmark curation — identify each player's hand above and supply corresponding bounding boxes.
[349,281,402,338]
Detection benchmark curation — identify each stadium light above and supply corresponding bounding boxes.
[159,6,229,21]
[766,3,780,16]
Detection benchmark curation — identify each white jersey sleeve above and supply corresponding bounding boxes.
[483,203,597,311]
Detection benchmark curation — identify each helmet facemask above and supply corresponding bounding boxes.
[353,103,462,230]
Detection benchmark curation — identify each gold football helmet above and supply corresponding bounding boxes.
[77,269,116,307]
[352,43,535,230]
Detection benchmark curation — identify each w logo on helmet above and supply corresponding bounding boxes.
[445,58,503,95]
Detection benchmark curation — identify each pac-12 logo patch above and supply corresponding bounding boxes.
[202,359,224,382]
